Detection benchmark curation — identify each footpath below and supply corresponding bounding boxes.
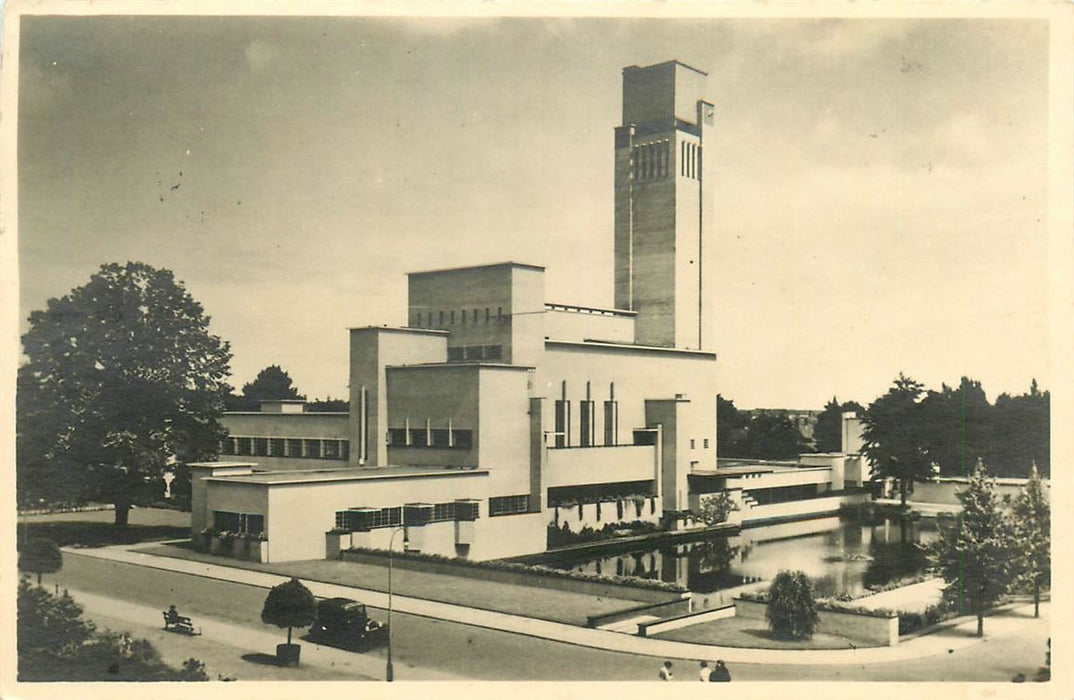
[64,542,1047,668]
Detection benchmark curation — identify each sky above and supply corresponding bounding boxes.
[15,13,1053,409]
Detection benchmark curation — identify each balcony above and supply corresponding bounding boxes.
[545,444,657,488]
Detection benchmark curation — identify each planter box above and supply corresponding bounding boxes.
[209,535,231,555]
[276,643,301,667]
[734,598,899,647]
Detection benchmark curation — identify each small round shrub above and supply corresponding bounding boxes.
[765,570,820,640]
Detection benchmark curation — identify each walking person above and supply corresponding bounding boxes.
[659,660,673,681]
[709,659,731,682]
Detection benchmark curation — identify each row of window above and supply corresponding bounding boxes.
[447,344,502,362]
[334,500,482,532]
[633,140,671,181]
[212,510,264,535]
[223,436,350,460]
[413,306,505,328]
[681,141,701,180]
[554,399,619,448]
[387,428,473,450]
[488,494,529,517]
[745,483,821,506]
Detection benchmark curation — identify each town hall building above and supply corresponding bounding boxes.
[191,61,865,564]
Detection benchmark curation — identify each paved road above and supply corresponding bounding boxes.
[43,550,1051,682]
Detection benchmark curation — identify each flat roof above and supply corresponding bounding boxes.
[206,465,488,486]
[546,339,716,359]
[386,362,534,371]
[691,466,776,477]
[545,302,637,317]
[624,59,708,77]
[347,325,449,336]
[188,461,257,468]
[407,261,545,276]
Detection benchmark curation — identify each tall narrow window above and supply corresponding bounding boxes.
[579,400,595,447]
[681,142,686,176]
[554,400,569,448]
[497,307,503,319]
[439,310,444,325]
[697,145,702,180]
[450,310,455,324]
[461,309,466,325]
[484,308,490,323]
[603,401,618,446]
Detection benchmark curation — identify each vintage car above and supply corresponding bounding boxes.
[307,597,388,650]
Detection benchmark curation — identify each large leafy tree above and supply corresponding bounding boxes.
[928,461,1014,637]
[738,413,813,460]
[227,364,305,411]
[989,380,1050,477]
[813,397,864,453]
[715,394,748,457]
[1009,464,1050,618]
[861,374,932,509]
[18,262,232,526]
[919,377,993,477]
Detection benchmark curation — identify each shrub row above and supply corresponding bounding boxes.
[345,545,687,593]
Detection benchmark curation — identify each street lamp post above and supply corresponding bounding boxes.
[386,525,407,682]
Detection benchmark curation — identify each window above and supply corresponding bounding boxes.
[269,438,285,456]
[703,439,710,449]
[461,309,466,324]
[370,506,403,529]
[554,400,570,448]
[690,439,695,449]
[450,310,455,324]
[447,346,464,361]
[305,439,322,459]
[489,495,529,517]
[497,307,503,319]
[213,511,263,535]
[387,428,407,446]
[431,429,450,447]
[253,438,268,456]
[286,438,304,457]
[603,401,618,446]
[409,428,428,447]
[323,440,340,459]
[340,441,350,460]
[451,429,473,450]
[236,437,252,456]
[455,500,480,521]
[431,502,455,523]
[485,308,490,323]
[483,345,502,360]
[579,400,595,447]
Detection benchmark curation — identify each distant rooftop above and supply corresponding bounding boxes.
[624,59,708,77]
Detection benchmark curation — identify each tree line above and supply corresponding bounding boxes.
[719,374,1048,480]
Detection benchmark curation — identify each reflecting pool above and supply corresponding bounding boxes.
[542,515,939,607]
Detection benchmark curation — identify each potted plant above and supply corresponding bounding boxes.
[261,578,317,666]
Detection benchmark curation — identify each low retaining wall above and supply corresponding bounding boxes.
[734,598,898,647]
[340,550,683,605]
[638,604,736,637]
[586,598,691,628]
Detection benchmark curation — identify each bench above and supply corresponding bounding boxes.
[163,611,199,635]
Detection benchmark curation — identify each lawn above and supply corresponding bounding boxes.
[140,542,644,626]
[654,614,869,650]
[17,507,190,548]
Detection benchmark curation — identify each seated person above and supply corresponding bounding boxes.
[166,604,180,624]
